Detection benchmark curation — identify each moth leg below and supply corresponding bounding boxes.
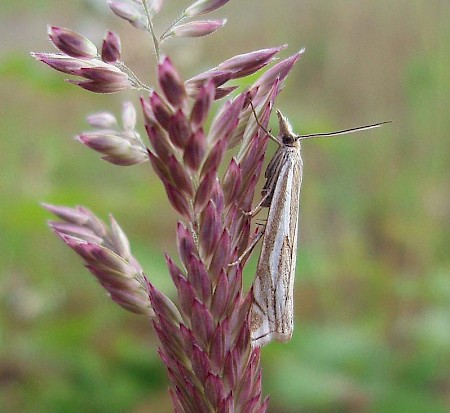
[241,191,271,217]
[228,227,265,266]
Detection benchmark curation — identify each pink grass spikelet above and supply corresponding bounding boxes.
[164,182,192,219]
[121,101,137,130]
[146,123,174,162]
[158,56,187,108]
[194,173,217,213]
[176,222,198,268]
[199,200,222,258]
[101,31,121,63]
[68,79,119,93]
[108,1,147,30]
[148,150,170,182]
[167,110,192,148]
[222,157,242,206]
[183,128,206,171]
[48,26,98,59]
[210,180,225,215]
[166,19,227,39]
[217,45,286,77]
[77,102,148,166]
[31,52,88,75]
[87,111,117,128]
[200,137,227,178]
[167,155,194,197]
[209,229,231,283]
[190,79,215,127]
[149,91,174,129]
[149,0,164,15]
[44,204,154,316]
[185,0,231,17]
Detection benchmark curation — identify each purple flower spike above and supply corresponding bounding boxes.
[208,92,246,144]
[148,283,183,325]
[87,111,117,128]
[154,317,185,361]
[149,0,164,15]
[194,173,217,213]
[140,96,157,126]
[176,222,198,269]
[210,180,224,216]
[199,201,221,258]
[209,229,231,282]
[185,0,231,17]
[218,395,233,413]
[42,203,90,225]
[168,110,191,148]
[102,31,121,64]
[185,70,232,91]
[223,350,238,389]
[146,124,173,163]
[259,397,270,413]
[48,221,103,244]
[148,150,170,184]
[169,19,227,39]
[164,183,192,220]
[109,216,132,259]
[45,204,153,316]
[217,45,286,78]
[210,268,229,320]
[69,67,130,94]
[108,1,147,30]
[209,317,227,371]
[176,276,197,320]
[120,104,135,133]
[167,155,194,197]
[213,85,238,100]
[190,80,215,128]
[31,53,87,75]
[183,128,206,171]
[158,56,186,108]
[74,65,125,82]
[150,92,173,130]
[205,373,226,407]
[192,345,212,383]
[48,26,97,59]
[191,299,215,345]
[253,50,304,97]
[200,137,227,179]
[186,254,211,303]
[79,104,146,163]
[165,254,186,289]
[77,132,148,166]
[222,157,242,206]
[191,384,211,413]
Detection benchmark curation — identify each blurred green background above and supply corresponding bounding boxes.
[1,0,449,412]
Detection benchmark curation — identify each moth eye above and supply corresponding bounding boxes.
[282,135,295,145]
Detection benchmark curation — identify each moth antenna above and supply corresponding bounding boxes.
[249,101,281,145]
[298,121,391,140]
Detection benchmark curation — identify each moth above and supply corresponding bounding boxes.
[249,108,389,347]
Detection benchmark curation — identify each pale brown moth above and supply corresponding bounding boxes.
[250,108,389,347]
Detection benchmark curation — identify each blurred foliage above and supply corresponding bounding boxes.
[1,0,449,412]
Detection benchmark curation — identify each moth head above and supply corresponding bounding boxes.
[276,109,299,146]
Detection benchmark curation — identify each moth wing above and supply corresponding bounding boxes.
[251,150,302,347]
